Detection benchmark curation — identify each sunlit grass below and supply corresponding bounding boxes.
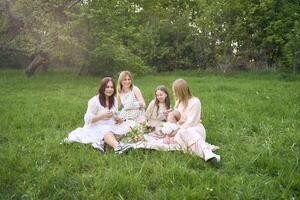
[0,70,299,199]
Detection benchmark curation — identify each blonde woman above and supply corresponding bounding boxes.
[172,79,220,164]
[117,71,146,124]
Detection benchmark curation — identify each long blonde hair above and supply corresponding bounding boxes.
[117,71,133,93]
[172,79,192,109]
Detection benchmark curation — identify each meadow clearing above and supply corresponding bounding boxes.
[0,70,299,199]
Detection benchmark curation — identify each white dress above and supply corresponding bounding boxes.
[161,122,179,135]
[119,89,145,123]
[64,95,134,144]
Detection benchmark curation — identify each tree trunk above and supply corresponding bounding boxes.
[25,54,48,77]
[76,65,85,76]
[294,51,300,73]
[41,62,48,72]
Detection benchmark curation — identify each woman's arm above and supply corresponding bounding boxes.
[180,98,201,129]
[133,86,146,108]
[84,98,112,125]
[145,100,155,120]
[91,111,112,123]
[169,129,178,137]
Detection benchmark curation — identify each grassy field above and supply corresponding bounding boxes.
[0,69,299,199]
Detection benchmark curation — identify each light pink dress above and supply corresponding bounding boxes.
[135,97,219,160]
[173,97,210,157]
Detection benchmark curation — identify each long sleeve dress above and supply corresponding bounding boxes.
[173,97,219,159]
[135,97,219,160]
[145,100,168,129]
[64,95,134,144]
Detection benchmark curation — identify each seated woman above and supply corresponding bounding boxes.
[64,77,134,154]
[117,71,146,124]
[172,79,220,163]
[145,85,170,131]
[136,79,220,166]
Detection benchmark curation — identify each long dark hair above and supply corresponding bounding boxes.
[155,85,170,112]
[98,77,116,109]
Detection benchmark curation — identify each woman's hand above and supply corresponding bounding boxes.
[115,116,124,124]
[163,135,172,144]
[178,119,185,125]
[92,110,113,123]
[103,111,113,119]
[178,117,185,125]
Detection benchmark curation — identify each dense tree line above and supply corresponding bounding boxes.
[0,0,299,75]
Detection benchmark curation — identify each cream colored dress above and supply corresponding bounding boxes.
[119,89,146,124]
[145,100,168,129]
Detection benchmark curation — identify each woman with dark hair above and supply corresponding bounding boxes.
[64,77,134,154]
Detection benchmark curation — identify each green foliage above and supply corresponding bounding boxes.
[1,0,300,72]
[0,70,299,199]
[282,21,300,71]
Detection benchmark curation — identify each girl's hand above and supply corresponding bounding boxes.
[163,111,168,118]
[139,102,145,109]
[163,109,172,118]
[166,108,173,113]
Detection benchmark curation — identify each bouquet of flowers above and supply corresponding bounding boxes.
[122,122,152,143]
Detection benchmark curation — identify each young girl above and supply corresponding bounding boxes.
[64,77,134,154]
[145,85,170,131]
[117,71,146,124]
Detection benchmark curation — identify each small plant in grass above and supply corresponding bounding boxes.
[122,122,152,143]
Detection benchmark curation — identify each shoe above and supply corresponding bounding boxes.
[206,154,221,162]
[114,143,133,154]
[207,156,221,168]
[203,149,221,162]
[91,141,105,153]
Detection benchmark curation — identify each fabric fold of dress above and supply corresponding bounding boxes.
[64,95,135,144]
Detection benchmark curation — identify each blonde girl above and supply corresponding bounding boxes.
[117,71,146,124]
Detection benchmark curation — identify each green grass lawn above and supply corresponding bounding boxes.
[0,69,299,199]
